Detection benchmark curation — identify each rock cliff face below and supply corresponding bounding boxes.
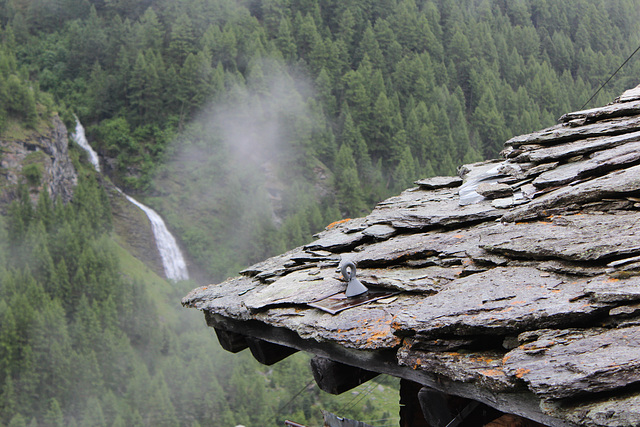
[0,115,77,208]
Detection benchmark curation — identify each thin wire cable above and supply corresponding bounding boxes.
[359,417,401,423]
[581,42,640,109]
[340,382,378,413]
[335,383,375,414]
[277,379,315,414]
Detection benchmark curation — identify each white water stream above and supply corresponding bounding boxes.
[71,120,189,281]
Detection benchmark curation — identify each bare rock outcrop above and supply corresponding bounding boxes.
[0,115,77,207]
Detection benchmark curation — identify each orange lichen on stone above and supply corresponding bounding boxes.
[363,318,400,348]
[468,355,497,365]
[510,300,526,305]
[413,358,423,369]
[515,368,530,378]
[480,369,505,377]
[326,218,351,229]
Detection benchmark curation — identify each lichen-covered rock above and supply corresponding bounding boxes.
[503,327,640,400]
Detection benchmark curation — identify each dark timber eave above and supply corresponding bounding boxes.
[205,313,576,427]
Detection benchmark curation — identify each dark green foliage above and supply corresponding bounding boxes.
[0,45,40,128]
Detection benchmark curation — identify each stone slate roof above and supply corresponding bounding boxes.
[183,85,640,427]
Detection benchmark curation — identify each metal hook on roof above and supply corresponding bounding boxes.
[340,260,368,298]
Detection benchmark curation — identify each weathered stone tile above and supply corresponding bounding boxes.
[367,189,502,229]
[350,233,440,266]
[362,224,396,240]
[356,265,459,293]
[476,182,513,199]
[515,131,640,164]
[583,275,640,303]
[503,326,640,400]
[244,268,345,310]
[392,267,603,337]
[254,297,414,349]
[541,391,640,427]
[559,100,640,123]
[414,175,463,189]
[350,224,499,268]
[505,116,640,148]
[240,247,305,278]
[502,164,640,222]
[398,338,517,391]
[537,260,605,277]
[305,230,368,252]
[485,213,640,262]
[181,276,264,320]
[617,85,640,102]
[289,250,339,264]
[532,139,640,188]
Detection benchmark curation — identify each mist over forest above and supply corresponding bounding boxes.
[1,0,640,425]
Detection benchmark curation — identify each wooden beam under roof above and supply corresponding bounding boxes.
[204,311,577,427]
[310,356,378,395]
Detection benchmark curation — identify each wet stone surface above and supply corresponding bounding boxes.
[503,326,640,400]
[392,267,607,337]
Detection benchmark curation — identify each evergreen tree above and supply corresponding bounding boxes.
[472,88,510,158]
[168,13,196,65]
[334,144,366,217]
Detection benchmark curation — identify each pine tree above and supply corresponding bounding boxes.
[136,7,163,52]
[0,374,17,423]
[80,397,106,427]
[275,17,297,60]
[44,398,65,427]
[355,25,384,70]
[168,13,196,65]
[472,88,509,158]
[8,413,26,427]
[334,144,366,217]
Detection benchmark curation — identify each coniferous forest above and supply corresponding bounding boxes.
[1,0,640,426]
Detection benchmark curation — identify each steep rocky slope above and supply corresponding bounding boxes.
[0,115,77,208]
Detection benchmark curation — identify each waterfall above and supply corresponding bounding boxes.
[122,193,189,281]
[72,119,101,172]
[71,120,189,281]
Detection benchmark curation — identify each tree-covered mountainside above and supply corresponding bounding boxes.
[2,1,640,425]
[0,42,397,427]
[0,163,399,426]
[3,0,640,281]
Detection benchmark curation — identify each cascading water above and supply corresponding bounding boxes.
[72,119,101,172]
[71,120,189,281]
[122,193,189,281]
